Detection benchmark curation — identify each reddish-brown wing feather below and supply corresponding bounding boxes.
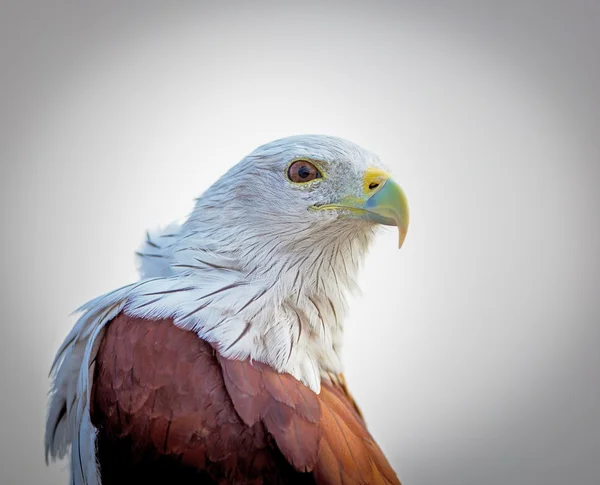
[314,383,399,485]
[218,355,321,473]
[91,313,314,485]
[91,313,400,485]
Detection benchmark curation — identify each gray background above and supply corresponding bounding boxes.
[1,1,599,484]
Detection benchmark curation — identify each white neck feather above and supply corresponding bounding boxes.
[128,138,382,393]
[129,199,374,393]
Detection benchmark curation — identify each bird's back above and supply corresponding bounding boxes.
[90,314,399,485]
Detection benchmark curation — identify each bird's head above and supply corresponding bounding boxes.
[190,135,409,257]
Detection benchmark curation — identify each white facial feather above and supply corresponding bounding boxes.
[46,135,387,485]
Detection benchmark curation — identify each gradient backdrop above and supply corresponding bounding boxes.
[1,1,599,484]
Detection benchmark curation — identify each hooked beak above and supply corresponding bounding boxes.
[312,168,409,248]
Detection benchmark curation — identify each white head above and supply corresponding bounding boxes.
[132,134,409,392]
[186,134,407,262]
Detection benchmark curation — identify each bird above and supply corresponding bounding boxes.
[45,134,410,485]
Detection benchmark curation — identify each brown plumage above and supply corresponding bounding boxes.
[90,313,400,485]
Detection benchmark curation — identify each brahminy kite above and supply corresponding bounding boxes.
[45,135,409,485]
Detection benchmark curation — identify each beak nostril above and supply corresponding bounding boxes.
[369,182,380,190]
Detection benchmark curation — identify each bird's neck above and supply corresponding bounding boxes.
[168,219,374,393]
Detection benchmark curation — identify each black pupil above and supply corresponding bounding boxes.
[298,165,311,178]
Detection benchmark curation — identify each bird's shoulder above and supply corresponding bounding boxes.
[90,313,399,484]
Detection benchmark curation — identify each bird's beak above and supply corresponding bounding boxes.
[313,167,410,248]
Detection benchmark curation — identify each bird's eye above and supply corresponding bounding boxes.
[287,160,322,183]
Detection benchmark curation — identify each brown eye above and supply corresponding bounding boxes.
[287,160,322,183]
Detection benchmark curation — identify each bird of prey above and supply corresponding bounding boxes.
[45,135,410,485]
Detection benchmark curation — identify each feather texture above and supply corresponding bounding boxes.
[90,314,400,484]
[136,222,182,279]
